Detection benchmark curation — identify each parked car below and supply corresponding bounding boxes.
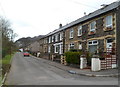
[23,52,30,57]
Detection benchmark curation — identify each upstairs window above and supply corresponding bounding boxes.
[69,43,74,50]
[52,36,54,42]
[44,39,47,44]
[48,46,51,53]
[44,39,46,44]
[55,34,58,42]
[78,26,82,36]
[69,29,74,39]
[105,15,112,28]
[48,37,51,43]
[90,21,96,32]
[58,33,60,41]
[60,32,63,41]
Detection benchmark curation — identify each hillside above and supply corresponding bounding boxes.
[15,35,44,48]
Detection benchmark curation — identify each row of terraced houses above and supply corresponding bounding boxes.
[27,1,120,69]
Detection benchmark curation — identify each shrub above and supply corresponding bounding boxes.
[65,51,82,64]
[69,49,82,52]
[85,51,93,66]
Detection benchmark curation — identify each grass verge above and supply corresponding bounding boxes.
[0,53,14,85]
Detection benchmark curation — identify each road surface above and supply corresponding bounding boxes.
[5,52,118,85]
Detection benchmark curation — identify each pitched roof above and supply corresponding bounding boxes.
[41,1,119,38]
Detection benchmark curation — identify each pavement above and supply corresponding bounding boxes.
[33,56,119,77]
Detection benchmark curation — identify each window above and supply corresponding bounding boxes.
[44,39,46,44]
[69,29,74,38]
[60,32,63,41]
[52,36,54,42]
[90,21,96,31]
[59,44,63,54]
[107,38,113,43]
[105,15,112,28]
[44,39,47,44]
[69,43,74,50]
[48,37,51,43]
[58,33,60,41]
[79,42,82,50]
[48,46,51,53]
[55,34,58,42]
[78,26,82,36]
[88,40,98,45]
[106,38,113,50]
[55,45,59,53]
[46,39,48,43]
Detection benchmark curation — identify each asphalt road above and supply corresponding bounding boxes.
[5,52,118,85]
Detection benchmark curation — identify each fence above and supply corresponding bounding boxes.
[101,48,117,69]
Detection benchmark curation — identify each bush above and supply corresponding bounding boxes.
[86,51,93,66]
[65,51,82,64]
[69,49,82,52]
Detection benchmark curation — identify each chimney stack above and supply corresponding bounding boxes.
[84,12,86,16]
[59,23,62,28]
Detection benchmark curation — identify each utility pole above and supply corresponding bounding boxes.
[116,1,120,71]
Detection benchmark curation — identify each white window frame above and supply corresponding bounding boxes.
[48,46,51,53]
[48,37,51,43]
[79,42,82,50]
[69,29,74,38]
[105,15,112,28]
[60,32,63,41]
[88,40,98,46]
[46,39,48,43]
[88,40,98,53]
[52,36,54,42]
[78,26,82,36]
[59,44,63,54]
[69,43,74,50]
[54,45,59,53]
[55,34,58,42]
[44,39,46,44]
[90,21,96,32]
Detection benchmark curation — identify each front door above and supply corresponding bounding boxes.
[106,38,113,52]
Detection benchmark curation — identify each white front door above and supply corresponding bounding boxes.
[106,38,113,52]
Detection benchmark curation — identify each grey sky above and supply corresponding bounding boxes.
[0,0,117,41]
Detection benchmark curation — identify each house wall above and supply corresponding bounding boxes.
[29,41,40,53]
[65,11,116,54]
[46,31,64,61]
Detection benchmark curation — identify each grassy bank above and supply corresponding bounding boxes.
[0,53,14,85]
[1,54,14,75]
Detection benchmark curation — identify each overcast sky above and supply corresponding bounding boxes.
[0,0,117,41]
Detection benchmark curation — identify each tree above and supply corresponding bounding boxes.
[0,16,17,58]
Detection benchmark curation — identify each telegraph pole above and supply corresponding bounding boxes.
[116,1,120,73]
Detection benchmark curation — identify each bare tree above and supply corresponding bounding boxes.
[0,16,17,58]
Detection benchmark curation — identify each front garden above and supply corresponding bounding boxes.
[65,49,92,68]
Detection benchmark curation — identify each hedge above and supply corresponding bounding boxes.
[65,51,82,64]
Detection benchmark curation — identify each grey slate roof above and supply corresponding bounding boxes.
[41,1,119,39]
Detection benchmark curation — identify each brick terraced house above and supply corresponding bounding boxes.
[37,1,119,69]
